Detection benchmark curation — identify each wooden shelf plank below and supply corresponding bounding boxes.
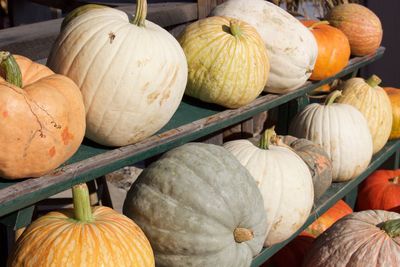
[0,47,385,218]
[251,139,400,267]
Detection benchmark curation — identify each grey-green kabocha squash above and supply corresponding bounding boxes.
[123,143,267,267]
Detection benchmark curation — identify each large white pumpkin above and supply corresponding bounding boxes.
[212,0,318,93]
[223,128,314,247]
[289,91,373,182]
[47,1,188,146]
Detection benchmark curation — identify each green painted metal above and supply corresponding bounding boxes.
[0,206,34,230]
[251,140,400,267]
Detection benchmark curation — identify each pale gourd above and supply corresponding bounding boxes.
[289,91,373,182]
[212,0,318,93]
[123,143,267,267]
[337,75,392,154]
[47,0,188,146]
[223,128,314,247]
[178,16,269,108]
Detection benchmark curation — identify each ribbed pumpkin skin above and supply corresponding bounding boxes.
[303,210,400,267]
[123,143,267,267]
[0,55,85,179]
[289,103,373,182]
[301,20,350,81]
[223,140,313,247]
[385,87,400,140]
[280,135,332,201]
[47,7,187,146]
[212,0,317,93]
[8,206,154,266]
[356,169,400,211]
[337,78,392,154]
[178,16,269,108]
[326,4,382,56]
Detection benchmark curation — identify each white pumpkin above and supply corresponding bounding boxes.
[47,1,188,146]
[223,128,314,247]
[212,0,318,93]
[289,91,373,182]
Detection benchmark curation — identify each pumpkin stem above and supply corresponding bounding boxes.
[391,176,399,184]
[324,90,342,106]
[260,126,278,150]
[380,218,400,238]
[229,19,242,37]
[72,183,94,223]
[366,75,382,88]
[308,21,330,30]
[0,51,22,88]
[132,0,147,27]
[234,227,254,243]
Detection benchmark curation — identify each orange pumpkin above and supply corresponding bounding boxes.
[8,183,155,266]
[266,200,352,267]
[356,169,400,212]
[384,87,400,140]
[302,20,350,81]
[326,4,382,56]
[0,52,85,179]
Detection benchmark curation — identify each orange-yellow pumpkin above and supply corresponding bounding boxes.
[326,4,382,56]
[0,52,85,179]
[302,20,350,81]
[8,184,155,267]
[384,87,400,140]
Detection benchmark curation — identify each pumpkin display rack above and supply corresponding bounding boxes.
[0,0,398,266]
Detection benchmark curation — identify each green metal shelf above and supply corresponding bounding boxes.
[0,47,385,219]
[251,139,400,267]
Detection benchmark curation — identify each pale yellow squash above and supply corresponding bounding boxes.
[178,16,269,108]
[337,75,392,154]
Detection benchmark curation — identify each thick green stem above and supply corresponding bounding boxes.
[230,19,242,37]
[380,218,400,238]
[72,183,94,222]
[324,90,342,106]
[0,51,22,88]
[260,126,277,150]
[132,0,147,27]
[308,20,330,30]
[366,75,382,88]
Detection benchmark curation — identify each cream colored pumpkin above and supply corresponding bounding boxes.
[47,1,188,146]
[337,75,392,154]
[223,128,314,247]
[212,0,317,93]
[289,91,373,182]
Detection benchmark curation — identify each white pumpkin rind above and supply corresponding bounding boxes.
[211,0,318,93]
[223,139,314,246]
[47,7,188,146]
[337,77,393,154]
[289,102,373,182]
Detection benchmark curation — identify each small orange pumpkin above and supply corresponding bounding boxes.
[0,52,85,179]
[384,87,400,140]
[8,183,155,266]
[302,20,350,81]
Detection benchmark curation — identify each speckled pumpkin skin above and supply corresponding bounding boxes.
[303,210,400,267]
[123,143,267,267]
[280,135,332,201]
[7,206,154,266]
[0,55,85,179]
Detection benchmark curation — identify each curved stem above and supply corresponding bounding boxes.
[72,183,94,222]
[380,218,400,238]
[308,20,330,30]
[132,0,147,27]
[0,51,22,88]
[260,126,277,150]
[229,19,242,37]
[234,228,254,243]
[366,75,382,88]
[324,90,342,106]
